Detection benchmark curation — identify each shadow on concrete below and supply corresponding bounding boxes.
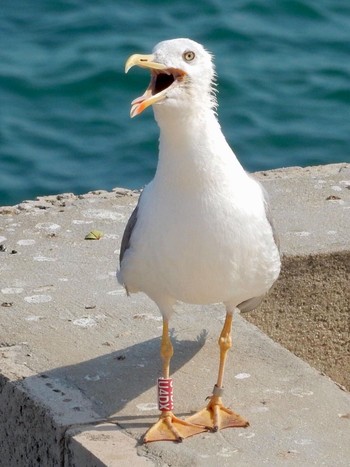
[37,330,208,430]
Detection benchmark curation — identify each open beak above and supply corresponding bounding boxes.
[125,54,186,118]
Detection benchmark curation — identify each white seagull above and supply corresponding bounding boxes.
[118,38,281,443]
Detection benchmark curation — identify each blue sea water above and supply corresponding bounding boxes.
[1,0,349,206]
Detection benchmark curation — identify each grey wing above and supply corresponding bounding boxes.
[238,295,265,313]
[119,201,140,266]
[238,181,280,313]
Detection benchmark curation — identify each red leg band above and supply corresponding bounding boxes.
[157,377,174,412]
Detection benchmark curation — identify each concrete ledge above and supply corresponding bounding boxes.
[248,162,350,391]
[1,164,349,466]
[66,424,152,466]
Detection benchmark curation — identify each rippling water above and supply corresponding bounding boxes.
[1,0,349,205]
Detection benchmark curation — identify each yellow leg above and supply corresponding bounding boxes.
[186,311,249,431]
[217,311,233,388]
[143,318,208,443]
[160,319,173,379]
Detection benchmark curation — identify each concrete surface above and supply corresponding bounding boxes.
[248,163,350,391]
[0,163,349,466]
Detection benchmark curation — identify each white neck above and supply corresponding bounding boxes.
[153,105,246,191]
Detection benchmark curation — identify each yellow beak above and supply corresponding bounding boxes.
[125,53,186,118]
[125,54,171,118]
[125,54,168,74]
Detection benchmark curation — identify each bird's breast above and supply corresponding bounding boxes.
[123,178,280,305]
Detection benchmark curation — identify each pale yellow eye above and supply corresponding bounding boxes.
[183,50,195,62]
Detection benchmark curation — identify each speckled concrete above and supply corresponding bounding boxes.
[0,164,349,466]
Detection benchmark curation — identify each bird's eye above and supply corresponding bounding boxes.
[183,51,195,62]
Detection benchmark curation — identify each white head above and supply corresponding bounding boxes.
[125,38,217,118]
